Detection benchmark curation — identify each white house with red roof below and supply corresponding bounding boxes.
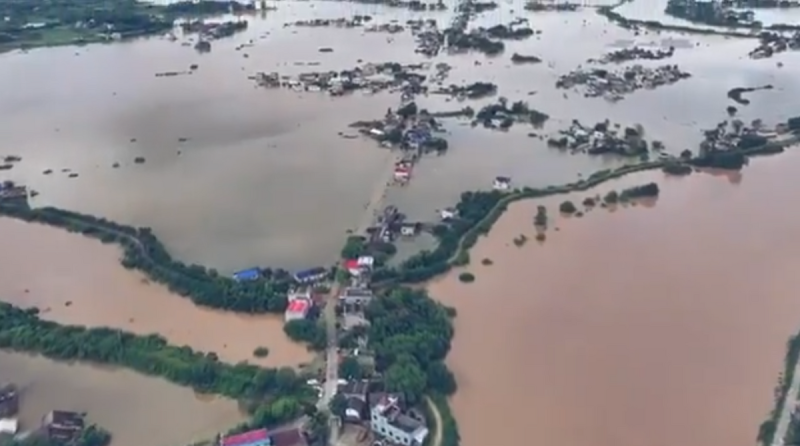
[284,299,311,321]
[221,428,271,446]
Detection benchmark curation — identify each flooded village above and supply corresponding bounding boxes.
[4,1,800,446]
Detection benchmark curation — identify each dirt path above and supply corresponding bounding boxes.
[426,396,444,446]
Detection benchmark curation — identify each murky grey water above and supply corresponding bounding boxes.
[1,0,799,272]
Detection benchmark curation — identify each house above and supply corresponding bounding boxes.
[270,428,306,446]
[293,267,328,284]
[370,395,428,446]
[344,259,362,276]
[232,267,261,282]
[221,428,271,446]
[0,384,19,418]
[339,380,370,422]
[0,419,18,435]
[42,410,85,442]
[357,256,374,268]
[439,208,457,221]
[340,287,373,306]
[493,176,511,191]
[400,223,418,237]
[285,299,311,321]
[288,290,312,302]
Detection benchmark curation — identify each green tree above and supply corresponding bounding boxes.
[384,355,427,404]
[339,356,364,380]
[329,393,348,419]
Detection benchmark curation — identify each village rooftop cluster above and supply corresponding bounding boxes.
[555,64,692,102]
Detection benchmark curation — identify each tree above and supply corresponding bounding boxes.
[384,355,427,404]
[329,393,348,419]
[339,357,364,380]
[426,361,457,395]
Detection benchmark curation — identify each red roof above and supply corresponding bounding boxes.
[223,429,269,446]
[344,259,359,270]
[287,299,310,313]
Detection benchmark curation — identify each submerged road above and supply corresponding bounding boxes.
[319,150,402,445]
[772,359,800,446]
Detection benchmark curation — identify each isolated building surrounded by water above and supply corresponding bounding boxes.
[42,410,84,442]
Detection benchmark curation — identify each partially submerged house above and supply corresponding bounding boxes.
[42,410,84,442]
[0,383,19,418]
[338,381,370,423]
[340,287,374,306]
[493,176,511,191]
[232,267,261,282]
[293,267,328,284]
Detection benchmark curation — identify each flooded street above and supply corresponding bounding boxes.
[428,149,800,446]
[2,0,799,269]
[0,217,313,368]
[0,351,246,446]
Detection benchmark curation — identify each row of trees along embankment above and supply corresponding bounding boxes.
[0,203,292,313]
[371,129,800,286]
[0,301,317,431]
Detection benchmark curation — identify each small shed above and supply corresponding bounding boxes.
[233,268,261,282]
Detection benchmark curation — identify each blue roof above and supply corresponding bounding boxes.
[232,268,261,281]
[294,267,327,280]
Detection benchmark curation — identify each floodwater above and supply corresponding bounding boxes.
[2,0,800,269]
[0,217,313,368]
[428,148,800,446]
[0,351,246,446]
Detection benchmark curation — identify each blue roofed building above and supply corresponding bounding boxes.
[232,267,261,282]
[293,267,328,284]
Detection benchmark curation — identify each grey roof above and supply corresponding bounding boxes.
[389,412,425,434]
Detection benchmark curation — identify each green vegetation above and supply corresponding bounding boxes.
[662,162,693,176]
[2,425,112,446]
[341,236,367,259]
[0,0,253,52]
[253,346,270,358]
[338,356,366,380]
[535,232,546,242]
[604,190,620,205]
[283,320,327,351]
[559,200,577,214]
[481,258,493,266]
[619,182,660,201]
[582,197,596,207]
[758,333,800,446]
[458,272,476,283]
[428,394,460,446]
[0,203,292,314]
[512,234,528,247]
[366,288,457,404]
[0,302,311,427]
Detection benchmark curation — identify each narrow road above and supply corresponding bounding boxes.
[772,360,800,446]
[319,150,402,445]
[425,397,444,446]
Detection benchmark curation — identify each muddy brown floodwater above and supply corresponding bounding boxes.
[0,217,313,368]
[0,351,246,446]
[429,149,800,446]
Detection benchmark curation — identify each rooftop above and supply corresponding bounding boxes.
[294,267,327,280]
[339,380,370,397]
[222,428,269,446]
[44,410,84,429]
[286,299,310,313]
[271,428,305,446]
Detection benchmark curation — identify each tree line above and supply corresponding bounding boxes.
[0,301,312,427]
[0,203,291,314]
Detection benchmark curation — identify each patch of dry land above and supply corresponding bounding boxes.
[0,218,312,368]
[429,150,800,446]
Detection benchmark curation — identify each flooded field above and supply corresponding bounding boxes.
[428,148,800,446]
[0,217,313,368]
[0,351,246,446]
[2,0,799,269]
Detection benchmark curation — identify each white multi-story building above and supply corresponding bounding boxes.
[370,395,428,446]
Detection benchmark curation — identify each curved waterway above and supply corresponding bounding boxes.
[0,351,246,446]
[428,149,800,446]
[0,217,313,368]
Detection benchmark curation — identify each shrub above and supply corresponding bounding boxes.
[458,272,475,283]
